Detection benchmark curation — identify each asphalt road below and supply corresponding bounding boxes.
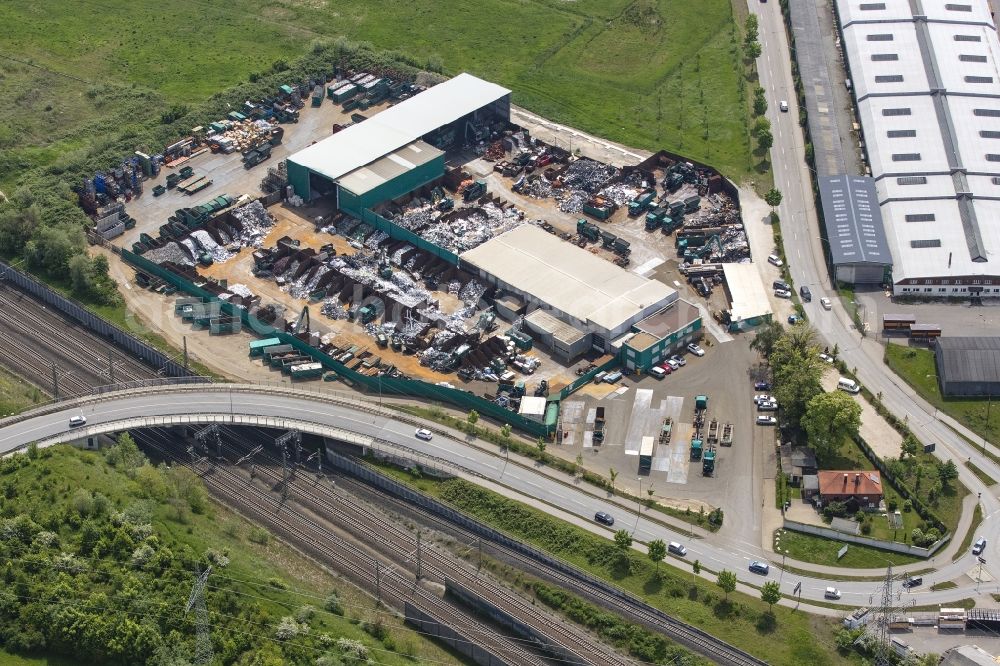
[0,386,994,611]
[752,0,1000,596]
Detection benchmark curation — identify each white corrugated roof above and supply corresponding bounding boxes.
[463,225,675,337]
[519,396,547,417]
[722,264,772,322]
[289,73,509,183]
[836,0,1000,282]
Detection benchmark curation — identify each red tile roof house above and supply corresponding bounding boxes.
[817,470,884,510]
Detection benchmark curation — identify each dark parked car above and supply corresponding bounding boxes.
[754,381,772,391]
[594,511,615,526]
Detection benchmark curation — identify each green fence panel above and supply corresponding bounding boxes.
[559,357,621,399]
[120,250,548,437]
[360,209,459,265]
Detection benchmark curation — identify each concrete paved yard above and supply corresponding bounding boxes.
[549,336,767,543]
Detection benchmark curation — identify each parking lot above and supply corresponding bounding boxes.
[854,286,1000,340]
[550,336,767,541]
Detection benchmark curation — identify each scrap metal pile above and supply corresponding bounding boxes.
[387,201,531,254]
[678,193,750,264]
[207,119,279,154]
[554,158,619,211]
[143,200,276,267]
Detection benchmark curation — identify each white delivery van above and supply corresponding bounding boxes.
[838,377,861,394]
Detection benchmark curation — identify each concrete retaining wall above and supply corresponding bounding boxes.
[404,602,511,666]
[445,578,585,666]
[0,260,193,378]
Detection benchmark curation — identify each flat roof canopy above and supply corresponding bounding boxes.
[463,225,675,334]
[288,73,510,183]
[337,141,443,196]
[723,263,773,322]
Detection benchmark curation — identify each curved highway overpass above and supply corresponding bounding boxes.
[1,382,994,613]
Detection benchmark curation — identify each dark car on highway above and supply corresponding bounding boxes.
[594,511,615,526]
[902,576,923,589]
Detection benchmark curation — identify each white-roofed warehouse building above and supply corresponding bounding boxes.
[461,225,701,366]
[286,73,510,208]
[835,0,1000,296]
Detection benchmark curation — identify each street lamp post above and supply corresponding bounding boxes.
[633,477,643,535]
[985,395,993,457]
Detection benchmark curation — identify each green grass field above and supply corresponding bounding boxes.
[966,460,996,487]
[773,529,922,570]
[886,344,1000,447]
[954,504,984,562]
[0,444,459,665]
[0,0,751,193]
[0,367,46,417]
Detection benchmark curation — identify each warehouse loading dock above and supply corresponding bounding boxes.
[524,309,590,363]
[287,73,511,202]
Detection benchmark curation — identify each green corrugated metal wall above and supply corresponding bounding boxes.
[339,153,445,213]
[621,319,703,371]
[288,151,444,204]
[286,160,311,199]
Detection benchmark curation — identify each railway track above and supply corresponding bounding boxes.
[0,283,156,396]
[207,426,628,666]
[203,424,764,666]
[136,429,545,666]
[353,478,769,666]
[216,427,766,666]
[332,470,769,666]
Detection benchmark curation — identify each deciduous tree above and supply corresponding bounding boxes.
[648,539,666,573]
[717,569,737,599]
[801,391,863,459]
[761,580,781,611]
[764,188,783,209]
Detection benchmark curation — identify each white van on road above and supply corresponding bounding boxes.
[838,377,861,394]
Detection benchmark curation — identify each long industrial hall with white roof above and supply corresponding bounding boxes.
[835,0,1000,296]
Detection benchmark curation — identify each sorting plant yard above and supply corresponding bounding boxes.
[77,64,751,438]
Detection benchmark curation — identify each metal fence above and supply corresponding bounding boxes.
[328,451,766,666]
[120,249,551,437]
[0,260,193,378]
